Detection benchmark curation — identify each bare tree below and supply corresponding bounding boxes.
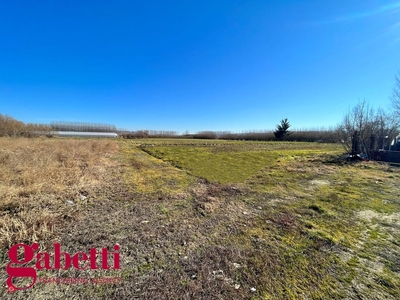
[374,109,398,150]
[0,114,24,136]
[391,72,400,116]
[337,100,399,159]
[336,100,372,156]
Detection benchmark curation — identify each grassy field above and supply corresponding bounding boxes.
[1,138,399,299]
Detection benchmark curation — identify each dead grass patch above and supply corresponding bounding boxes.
[0,137,119,250]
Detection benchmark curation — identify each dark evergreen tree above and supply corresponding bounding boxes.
[274,118,291,140]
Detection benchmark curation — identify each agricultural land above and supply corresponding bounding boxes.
[1,137,399,299]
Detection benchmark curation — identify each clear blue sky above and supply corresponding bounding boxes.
[1,0,399,133]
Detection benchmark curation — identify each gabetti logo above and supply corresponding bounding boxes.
[6,243,120,292]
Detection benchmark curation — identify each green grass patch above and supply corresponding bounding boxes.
[115,139,400,299]
[119,140,195,197]
[141,141,341,184]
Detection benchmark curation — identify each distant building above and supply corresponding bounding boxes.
[374,133,400,163]
[392,134,400,151]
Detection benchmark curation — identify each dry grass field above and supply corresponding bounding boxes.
[0,138,119,252]
[1,138,399,299]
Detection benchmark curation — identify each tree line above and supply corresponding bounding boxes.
[120,130,179,139]
[181,129,337,142]
[118,128,337,142]
[0,112,374,144]
[337,73,400,158]
[0,114,51,137]
[50,121,117,133]
[0,116,120,137]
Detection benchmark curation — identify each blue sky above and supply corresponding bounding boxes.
[1,0,400,133]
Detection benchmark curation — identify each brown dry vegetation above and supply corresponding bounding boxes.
[0,138,119,251]
[0,114,51,138]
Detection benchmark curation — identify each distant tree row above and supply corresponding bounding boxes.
[193,131,218,139]
[183,129,337,142]
[117,128,337,142]
[50,121,117,132]
[0,114,51,137]
[120,130,178,139]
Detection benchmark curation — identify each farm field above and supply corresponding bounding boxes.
[1,138,400,299]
